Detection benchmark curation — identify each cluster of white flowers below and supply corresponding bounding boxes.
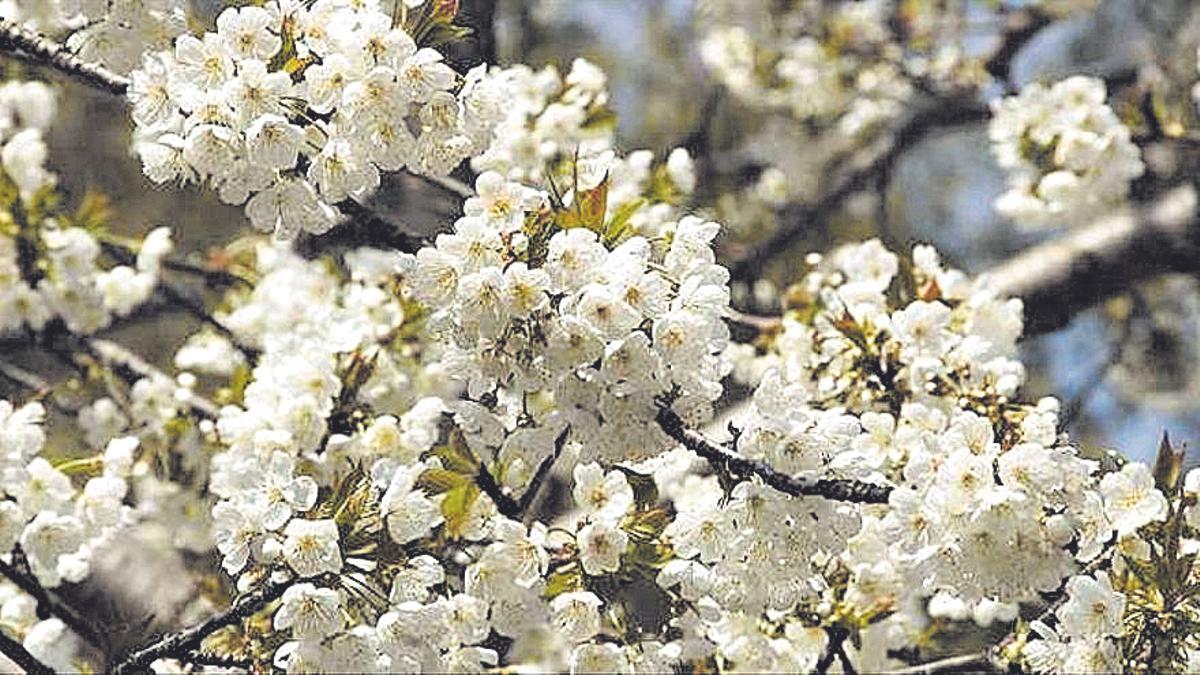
[0,81,172,334]
[682,239,1172,670]
[406,170,731,467]
[201,240,463,583]
[0,225,172,334]
[1024,572,1126,672]
[697,0,911,136]
[128,1,506,239]
[0,1,188,74]
[0,400,137,588]
[990,76,1144,229]
[471,58,612,185]
[472,58,698,239]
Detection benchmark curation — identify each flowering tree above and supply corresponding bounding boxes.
[0,0,1197,673]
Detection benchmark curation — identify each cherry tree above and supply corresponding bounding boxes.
[0,0,1196,673]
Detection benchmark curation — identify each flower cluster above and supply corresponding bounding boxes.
[406,170,731,467]
[1024,572,1125,672]
[128,1,505,239]
[472,59,698,239]
[990,76,1144,229]
[678,239,1167,670]
[471,58,613,185]
[206,242,440,579]
[0,81,171,335]
[1,0,188,75]
[0,400,137,588]
[697,0,912,136]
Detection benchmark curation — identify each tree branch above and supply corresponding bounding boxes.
[983,7,1053,90]
[815,625,854,675]
[0,21,129,95]
[0,555,106,650]
[728,98,990,281]
[98,241,260,361]
[985,184,1200,336]
[111,576,290,674]
[724,184,1200,341]
[888,651,1004,675]
[0,627,53,675]
[79,337,220,419]
[0,360,70,413]
[475,461,521,520]
[518,427,570,518]
[656,408,892,504]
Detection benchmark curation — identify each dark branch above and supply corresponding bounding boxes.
[815,625,852,675]
[299,199,430,257]
[0,555,106,650]
[112,577,290,674]
[0,627,53,675]
[518,427,571,517]
[656,408,892,504]
[984,7,1053,89]
[0,21,129,95]
[986,185,1200,336]
[728,98,990,281]
[98,241,260,361]
[476,461,521,520]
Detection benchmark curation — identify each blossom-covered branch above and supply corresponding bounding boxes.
[112,576,291,674]
[0,556,106,650]
[656,408,893,504]
[0,21,129,95]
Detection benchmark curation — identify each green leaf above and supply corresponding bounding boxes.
[417,467,469,494]
[604,197,646,246]
[543,567,584,598]
[614,466,659,510]
[581,107,617,133]
[627,540,672,570]
[557,175,608,234]
[441,483,480,539]
[624,507,671,540]
[431,432,480,474]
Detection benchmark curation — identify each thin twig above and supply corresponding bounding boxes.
[112,576,291,674]
[888,651,1004,674]
[0,555,106,649]
[728,98,990,281]
[0,21,129,94]
[0,627,53,675]
[656,408,893,504]
[156,283,259,362]
[98,240,250,289]
[0,360,77,415]
[80,337,220,419]
[185,649,251,670]
[422,174,475,200]
[98,241,259,361]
